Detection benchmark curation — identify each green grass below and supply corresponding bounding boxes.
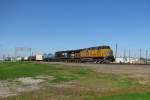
[0,62,91,83]
[0,62,149,100]
[85,92,150,100]
[6,90,150,100]
[78,72,138,89]
[0,62,137,86]
[0,62,53,80]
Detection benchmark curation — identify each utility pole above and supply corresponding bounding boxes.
[124,49,126,58]
[14,48,17,59]
[0,44,2,60]
[30,48,32,56]
[140,48,142,64]
[32,52,33,56]
[129,49,131,64]
[115,44,118,59]
[3,55,5,61]
[146,49,148,64]
[124,49,126,63]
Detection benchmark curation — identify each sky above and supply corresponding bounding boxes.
[0,0,150,57]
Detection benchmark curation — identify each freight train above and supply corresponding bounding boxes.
[54,45,114,63]
[29,45,115,63]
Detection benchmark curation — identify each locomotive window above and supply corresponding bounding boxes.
[100,46,110,49]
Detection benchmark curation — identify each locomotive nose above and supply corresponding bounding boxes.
[106,50,113,57]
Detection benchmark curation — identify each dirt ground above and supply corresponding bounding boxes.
[0,76,54,98]
[39,62,150,75]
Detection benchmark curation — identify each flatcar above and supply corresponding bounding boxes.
[55,45,115,63]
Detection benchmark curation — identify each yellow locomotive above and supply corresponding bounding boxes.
[55,45,114,63]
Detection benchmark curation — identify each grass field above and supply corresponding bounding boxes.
[0,62,150,100]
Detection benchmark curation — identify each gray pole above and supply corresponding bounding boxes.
[129,49,131,64]
[115,44,118,59]
[0,44,1,59]
[124,49,126,62]
[0,44,2,60]
[146,49,148,64]
[140,48,141,64]
[30,48,32,56]
[124,49,126,58]
[15,48,17,59]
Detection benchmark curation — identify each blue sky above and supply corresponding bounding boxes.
[0,0,150,57]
